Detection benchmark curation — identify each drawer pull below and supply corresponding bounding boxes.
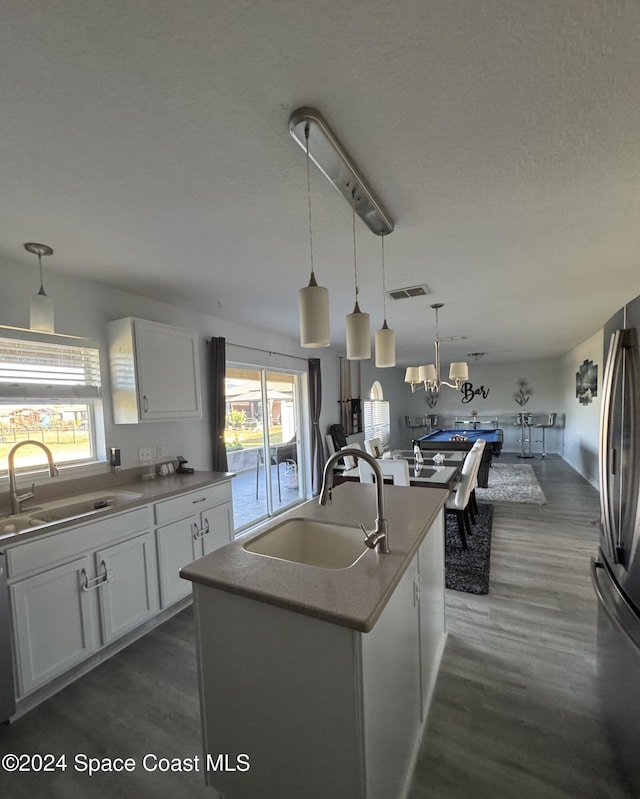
[192,497,207,504]
[80,561,109,592]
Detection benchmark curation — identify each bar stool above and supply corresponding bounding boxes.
[535,413,556,459]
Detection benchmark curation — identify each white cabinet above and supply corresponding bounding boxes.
[155,482,233,608]
[10,555,100,696]
[8,506,158,697]
[96,531,159,644]
[108,317,202,424]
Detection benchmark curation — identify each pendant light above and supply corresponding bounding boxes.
[25,242,55,333]
[298,123,330,348]
[345,197,370,360]
[374,232,395,367]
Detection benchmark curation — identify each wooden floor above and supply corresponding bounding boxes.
[409,454,633,799]
[0,455,633,798]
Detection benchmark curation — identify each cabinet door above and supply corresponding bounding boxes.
[96,532,159,644]
[156,516,199,608]
[11,555,99,696]
[134,319,202,420]
[200,502,234,556]
[361,561,422,799]
[418,511,446,722]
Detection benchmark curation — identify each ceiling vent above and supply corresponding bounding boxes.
[387,284,431,301]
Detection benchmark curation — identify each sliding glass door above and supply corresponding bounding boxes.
[225,365,304,532]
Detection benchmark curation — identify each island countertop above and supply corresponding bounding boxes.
[180,482,448,632]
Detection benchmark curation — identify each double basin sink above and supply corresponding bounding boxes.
[0,490,143,537]
[244,518,369,570]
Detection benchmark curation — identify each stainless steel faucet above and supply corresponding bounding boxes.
[319,448,389,554]
[7,440,59,514]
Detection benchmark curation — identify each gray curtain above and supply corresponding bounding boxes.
[308,358,324,495]
[209,337,229,472]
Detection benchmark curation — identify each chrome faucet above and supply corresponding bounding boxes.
[7,440,59,514]
[319,448,389,554]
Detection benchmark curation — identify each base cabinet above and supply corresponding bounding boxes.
[191,512,446,799]
[155,484,234,608]
[8,507,159,698]
[10,555,99,696]
[96,532,159,644]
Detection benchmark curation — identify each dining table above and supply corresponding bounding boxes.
[334,450,463,491]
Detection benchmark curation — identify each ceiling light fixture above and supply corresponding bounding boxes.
[345,195,370,360]
[289,107,394,236]
[25,242,55,333]
[405,303,469,392]
[374,233,395,367]
[298,122,330,348]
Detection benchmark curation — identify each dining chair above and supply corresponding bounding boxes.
[364,437,384,459]
[468,439,486,516]
[445,445,484,549]
[358,457,410,486]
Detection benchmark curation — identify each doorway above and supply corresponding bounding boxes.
[225,365,305,532]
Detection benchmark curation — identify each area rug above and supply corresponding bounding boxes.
[475,463,547,505]
[445,503,493,595]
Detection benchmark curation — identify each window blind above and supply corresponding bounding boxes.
[363,400,390,447]
[0,334,101,399]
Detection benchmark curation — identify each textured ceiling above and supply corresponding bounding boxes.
[1,1,639,365]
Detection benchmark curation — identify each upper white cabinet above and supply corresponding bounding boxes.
[108,317,202,424]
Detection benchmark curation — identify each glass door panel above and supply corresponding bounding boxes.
[225,365,304,533]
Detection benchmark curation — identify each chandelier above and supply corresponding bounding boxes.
[404,303,469,392]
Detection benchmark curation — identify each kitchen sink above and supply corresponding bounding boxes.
[243,518,368,569]
[0,490,143,536]
[35,489,142,517]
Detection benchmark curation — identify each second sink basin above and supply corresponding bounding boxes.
[244,518,368,569]
[36,489,143,519]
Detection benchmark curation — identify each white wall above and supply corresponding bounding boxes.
[561,329,603,489]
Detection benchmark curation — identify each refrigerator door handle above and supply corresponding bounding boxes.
[591,557,640,653]
[599,329,623,560]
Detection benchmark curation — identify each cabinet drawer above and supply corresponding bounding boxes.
[154,482,231,526]
[7,506,152,580]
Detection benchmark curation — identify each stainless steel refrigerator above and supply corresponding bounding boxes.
[592,294,640,794]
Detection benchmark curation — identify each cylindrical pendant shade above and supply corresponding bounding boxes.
[375,322,395,368]
[30,292,54,333]
[299,276,330,348]
[346,303,370,360]
[419,364,437,384]
[449,362,469,381]
[404,367,420,384]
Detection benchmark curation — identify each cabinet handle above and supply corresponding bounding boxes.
[201,519,210,536]
[193,522,210,540]
[80,561,109,592]
[142,395,149,413]
[192,497,207,504]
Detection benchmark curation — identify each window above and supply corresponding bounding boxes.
[0,329,104,470]
[363,400,390,448]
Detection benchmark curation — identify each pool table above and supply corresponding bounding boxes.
[413,428,503,488]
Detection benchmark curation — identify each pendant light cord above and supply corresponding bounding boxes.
[381,233,387,322]
[352,194,359,303]
[305,123,315,277]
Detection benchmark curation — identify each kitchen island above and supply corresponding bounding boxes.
[181,481,448,799]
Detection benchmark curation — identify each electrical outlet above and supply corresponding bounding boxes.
[138,447,152,463]
[156,445,166,459]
